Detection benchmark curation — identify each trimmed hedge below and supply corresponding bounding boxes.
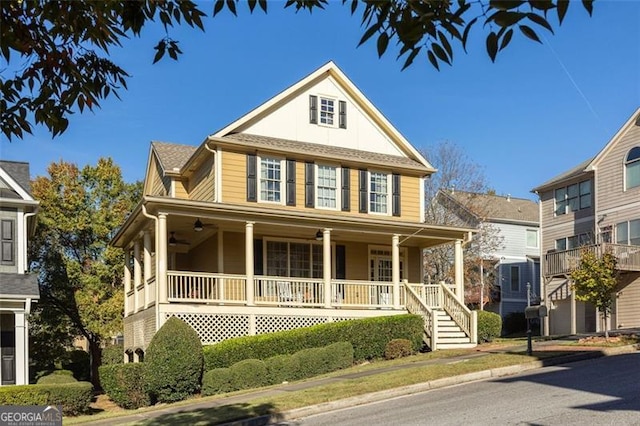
[37,370,78,384]
[0,382,93,416]
[99,363,150,409]
[202,342,354,396]
[62,349,91,382]
[144,316,204,403]
[102,343,125,365]
[477,310,502,342]
[384,338,414,360]
[204,314,422,369]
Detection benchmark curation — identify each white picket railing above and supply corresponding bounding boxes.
[167,271,246,303]
[440,282,476,342]
[255,276,324,307]
[404,283,437,350]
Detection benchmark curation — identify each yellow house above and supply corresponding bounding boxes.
[111,62,477,360]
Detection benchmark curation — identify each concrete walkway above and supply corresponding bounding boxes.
[84,336,639,426]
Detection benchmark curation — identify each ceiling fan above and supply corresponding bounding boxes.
[193,218,217,232]
[169,232,190,246]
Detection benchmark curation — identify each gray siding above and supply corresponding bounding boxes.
[0,208,18,274]
[616,273,640,329]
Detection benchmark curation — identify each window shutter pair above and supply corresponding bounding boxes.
[1,219,14,265]
[309,95,347,129]
[357,171,401,215]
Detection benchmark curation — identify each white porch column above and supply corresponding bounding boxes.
[14,312,27,385]
[245,222,255,306]
[218,230,225,301]
[570,287,577,335]
[454,239,464,302]
[143,231,152,308]
[323,228,332,308]
[158,213,168,304]
[133,239,142,312]
[392,234,401,309]
[124,250,132,317]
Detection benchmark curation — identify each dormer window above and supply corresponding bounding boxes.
[309,95,347,129]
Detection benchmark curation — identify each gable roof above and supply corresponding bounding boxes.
[208,61,435,173]
[151,141,198,175]
[0,160,35,201]
[532,107,640,193]
[438,190,539,225]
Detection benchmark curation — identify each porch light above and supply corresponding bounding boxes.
[194,218,204,232]
[315,230,323,241]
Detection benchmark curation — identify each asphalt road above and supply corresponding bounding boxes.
[294,353,640,426]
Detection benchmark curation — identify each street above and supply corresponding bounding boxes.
[295,353,640,425]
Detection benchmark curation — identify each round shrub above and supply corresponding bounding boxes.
[99,363,150,409]
[202,368,234,396]
[264,354,296,385]
[384,339,414,360]
[62,350,90,381]
[37,370,77,384]
[230,359,270,390]
[477,310,502,343]
[102,344,124,366]
[144,316,204,403]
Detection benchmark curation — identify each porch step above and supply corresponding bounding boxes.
[433,309,476,350]
[438,330,467,338]
[437,336,472,344]
[437,342,477,350]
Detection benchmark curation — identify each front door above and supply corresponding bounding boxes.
[0,313,16,385]
[369,249,404,306]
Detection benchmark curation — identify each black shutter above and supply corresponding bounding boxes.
[392,173,401,216]
[1,220,14,264]
[254,239,263,276]
[309,95,318,124]
[336,245,346,279]
[286,159,296,206]
[246,154,257,202]
[358,169,368,213]
[339,101,347,129]
[305,162,315,208]
[341,167,350,211]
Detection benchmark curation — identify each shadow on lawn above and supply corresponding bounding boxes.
[137,402,281,425]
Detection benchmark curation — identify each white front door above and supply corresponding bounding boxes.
[369,249,404,305]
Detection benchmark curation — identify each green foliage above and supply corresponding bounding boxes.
[36,370,78,384]
[62,349,91,381]
[0,382,93,416]
[384,338,414,360]
[1,1,593,140]
[264,354,299,385]
[204,314,422,369]
[229,359,270,390]
[144,316,204,403]
[477,310,502,342]
[102,343,125,365]
[571,249,619,336]
[99,363,150,409]
[202,368,235,396]
[29,158,141,386]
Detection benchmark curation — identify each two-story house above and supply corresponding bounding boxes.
[435,190,540,321]
[533,108,640,335]
[0,161,39,386]
[111,62,478,356]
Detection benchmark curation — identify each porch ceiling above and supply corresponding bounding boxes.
[112,197,474,249]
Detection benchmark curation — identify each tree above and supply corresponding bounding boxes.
[29,158,141,386]
[570,248,619,339]
[1,0,594,141]
[421,141,504,305]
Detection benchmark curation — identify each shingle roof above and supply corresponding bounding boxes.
[0,160,32,197]
[442,190,539,224]
[218,133,428,172]
[151,141,198,173]
[531,157,593,192]
[0,273,39,297]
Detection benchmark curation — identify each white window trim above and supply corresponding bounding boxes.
[525,229,539,249]
[257,155,285,205]
[368,171,392,215]
[263,237,336,278]
[624,147,640,191]
[318,96,337,128]
[368,245,408,281]
[315,163,340,211]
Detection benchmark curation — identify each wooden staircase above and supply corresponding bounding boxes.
[434,309,476,349]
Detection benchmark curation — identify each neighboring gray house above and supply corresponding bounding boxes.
[436,190,541,320]
[0,161,39,386]
[532,107,640,335]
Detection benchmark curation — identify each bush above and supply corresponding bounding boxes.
[264,354,298,385]
[204,314,422,369]
[202,368,234,396]
[384,339,414,360]
[477,310,502,342]
[62,349,91,382]
[0,382,93,416]
[230,359,270,390]
[99,363,150,409]
[144,316,204,403]
[102,343,124,365]
[37,370,77,384]
[503,312,528,336]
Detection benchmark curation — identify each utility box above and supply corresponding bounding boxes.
[524,305,548,319]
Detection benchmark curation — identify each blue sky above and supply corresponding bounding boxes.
[1,1,638,200]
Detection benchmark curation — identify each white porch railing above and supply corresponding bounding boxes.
[440,282,477,342]
[146,277,156,307]
[126,290,134,315]
[404,283,437,350]
[255,276,324,307]
[331,279,394,308]
[167,271,246,303]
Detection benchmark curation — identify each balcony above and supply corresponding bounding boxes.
[544,243,640,277]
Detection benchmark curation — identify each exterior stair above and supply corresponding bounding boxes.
[434,309,476,349]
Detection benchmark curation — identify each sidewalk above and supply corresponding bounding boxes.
[83,337,639,426]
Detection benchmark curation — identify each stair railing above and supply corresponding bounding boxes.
[404,283,438,351]
[440,282,477,344]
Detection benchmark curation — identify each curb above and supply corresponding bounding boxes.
[247,344,639,425]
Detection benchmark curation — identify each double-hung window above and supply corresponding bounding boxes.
[266,240,323,278]
[369,172,388,214]
[526,229,539,248]
[555,187,567,215]
[617,219,640,245]
[260,157,282,203]
[316,165,338,209]
[319,97,335,126]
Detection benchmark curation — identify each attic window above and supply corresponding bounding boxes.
[309,95,346,129]
[625,146,640,190]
